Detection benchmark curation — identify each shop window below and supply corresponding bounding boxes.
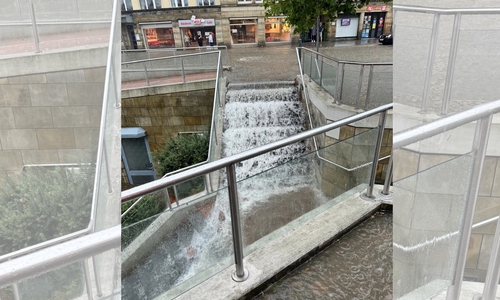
[171,0,188,7]
[238,0,262,4]
[230,19,257,44]
[143,27,175,48]
[121,0,132,11]
[197,0,215,6]
[265,17,291,43]
[139,0,161,9]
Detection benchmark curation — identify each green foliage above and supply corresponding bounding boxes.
[153,132,210,176]
[0,165,94,256]
[121,193,166,248]
[262,0,392,34]
[0,164,94,300]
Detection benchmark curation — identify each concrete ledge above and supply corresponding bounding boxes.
[168,191,386,300]
[121,79,216,98]
[0,45,108,78]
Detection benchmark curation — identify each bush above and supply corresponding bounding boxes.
[0,164,95,300]
[154,132,210,176]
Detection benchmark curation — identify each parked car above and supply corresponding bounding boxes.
[379,33,393,45]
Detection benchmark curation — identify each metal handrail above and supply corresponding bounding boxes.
[121,103,392,201]
[393,5,500,14]
[393,5,500,115]
[393,100,500,149]
[121,50,220,65]
[0,225,121,288]
[296,48,392,186]
[121,103,392,283]
[121,50,223,221]
[299,47,392,110]
[393,99,500,300]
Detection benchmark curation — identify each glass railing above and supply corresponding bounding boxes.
[240,127,379,258]
[120,103,392,298]
[121,126,381,299]
[393,152,474,299]
[393,5,500,115]
[121,50,224,225]
[0,0,112,56]
[393,99,500,299]
[122,45,229,66]
[121,51,220,89]
[0,0,121,298]
[300,48,392,110]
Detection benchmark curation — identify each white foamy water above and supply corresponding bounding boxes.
[124,85,329,299]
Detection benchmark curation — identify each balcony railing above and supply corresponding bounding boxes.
[298,47,393,110]
[393,99,500,300]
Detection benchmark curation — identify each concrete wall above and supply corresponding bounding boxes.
[0,67,105,180]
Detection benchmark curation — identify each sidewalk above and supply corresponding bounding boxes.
[224,38,392,83]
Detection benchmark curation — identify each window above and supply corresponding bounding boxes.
[121,0,132,11]
[230,19,257,44]
[171,0,189,7]
[265,17,291,43]
[238,0,262,4]
[141,23,175,48]
[139,0,161,9]
[197,0,215,6]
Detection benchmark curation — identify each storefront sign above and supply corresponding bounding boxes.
[367,5,373,12]
[381,5,387,11]
[179,18,215,27]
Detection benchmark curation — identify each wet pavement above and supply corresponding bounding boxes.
[224,38,392,83]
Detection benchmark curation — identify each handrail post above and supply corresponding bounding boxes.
[364,110,387,199]
[29,0,40,53]
[181,58,186,83]
[441,13,462,116]
[319,58,324,90]
[144,64,150,86]
[13,282,20,300]
[83,259,94,300]
[308,54,313,82]
[355,65,365,110]
[446,114,493,300]
[421,12,440,114]
[478,214,500,300]
[226,163,249,282]
[91,256,102,297]
[381,150,392,195]
[165,188,172,211]
[365,65,374,110]
[337,62,345,104]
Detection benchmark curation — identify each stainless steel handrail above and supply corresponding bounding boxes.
[121,50,223,219]
[393,5,500,115]
[393,99,500,300]
[121,50,220,65]
[0,225,121,288]
[121,103,393,201]
[299,47,392,110]
[121,103,392,283]
[296,47,392,192]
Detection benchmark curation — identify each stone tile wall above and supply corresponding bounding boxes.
[0,67,105,180]
[121,89,214,152]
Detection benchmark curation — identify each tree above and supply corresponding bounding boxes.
[262,0,392,35]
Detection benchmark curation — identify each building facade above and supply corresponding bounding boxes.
[121,0,393,49]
